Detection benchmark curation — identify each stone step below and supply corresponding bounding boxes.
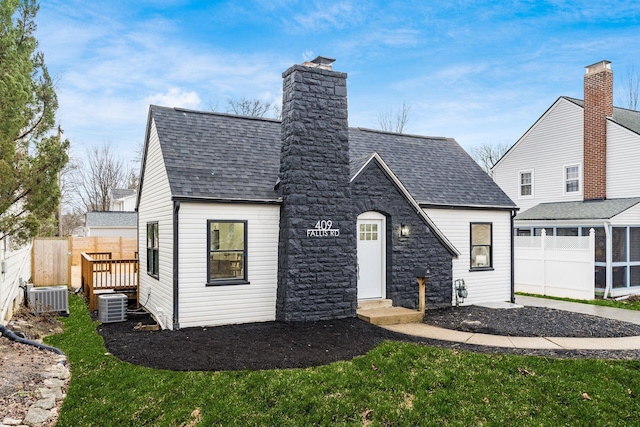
[357,299,393,310]
[357,306,424,326]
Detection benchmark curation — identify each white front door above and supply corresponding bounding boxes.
[357,213,385,299]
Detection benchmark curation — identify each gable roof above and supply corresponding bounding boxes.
[142,106,515,209]
[351,152,459,256]
[494,96,640,171]
[85,211,137,227]
[515,197,640,221]
[349,128,515,208]
[111,188,136,200]
[563,97,640,135]
[148,106,282,203]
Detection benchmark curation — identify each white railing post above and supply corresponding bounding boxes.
[589,228,596,298]
[541,229,547,295]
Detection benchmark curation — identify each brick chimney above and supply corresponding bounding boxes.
[276,57,357,322]
[583,60,613,201]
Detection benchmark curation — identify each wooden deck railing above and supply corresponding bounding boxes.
[81,252,139,311]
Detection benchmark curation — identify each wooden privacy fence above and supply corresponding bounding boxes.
[32,238,69,286]
[70,237,137,267]
[81,252,139,311]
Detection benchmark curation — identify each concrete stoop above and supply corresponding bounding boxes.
[357,300,424,325]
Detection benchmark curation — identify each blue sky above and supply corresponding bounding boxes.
[35,0,640,165]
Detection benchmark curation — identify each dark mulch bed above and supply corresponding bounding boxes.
[423,305,640,338]
[98,306,640,372]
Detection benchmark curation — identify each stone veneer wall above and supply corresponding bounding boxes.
[276,64,357,322]
[352,161,453,309]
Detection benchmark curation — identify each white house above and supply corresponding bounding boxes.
[85,211,137,237]
[492,60,640,297]
[111,189,137,211]
[137,57,516,330]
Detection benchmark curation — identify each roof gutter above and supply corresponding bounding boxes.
[419,202,518,211]
[171,195,282,205]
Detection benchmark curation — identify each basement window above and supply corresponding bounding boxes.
[207,220,248,285]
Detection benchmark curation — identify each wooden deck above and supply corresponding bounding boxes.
[81,252,139,311]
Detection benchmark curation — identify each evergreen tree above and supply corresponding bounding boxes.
[0,0,69,244]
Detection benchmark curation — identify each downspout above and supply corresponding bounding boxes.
[603,221,611,299]
[510,209,516,303]
[173,201,180,329]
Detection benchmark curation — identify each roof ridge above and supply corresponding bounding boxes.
[353,127,450,141]
[151,105,281,124]
[560,96,640,115]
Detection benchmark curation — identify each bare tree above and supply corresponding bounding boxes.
[59,209,85,237]
[470,142,511,176]
[72,142,129,211]
[226,97,275,118]
[376,102,411,133]
[620,65,640,111]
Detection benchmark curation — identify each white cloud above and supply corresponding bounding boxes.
[289,1,366,31]
[145,88,202,109]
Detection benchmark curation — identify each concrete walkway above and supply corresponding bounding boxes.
[383,296,640,350]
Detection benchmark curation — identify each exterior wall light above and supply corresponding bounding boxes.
[400,224,409,237]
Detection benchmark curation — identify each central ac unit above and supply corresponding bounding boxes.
[29,285,69,315]
[98,294,127,323]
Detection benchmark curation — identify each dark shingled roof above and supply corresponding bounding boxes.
[349,128,515,207]
[147,106,515,208]
[563,97,640,135]
[516,198,640,221]
[150,106,281,201]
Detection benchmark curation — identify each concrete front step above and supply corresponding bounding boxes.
[357,299,393,310]
[357,306,424,325]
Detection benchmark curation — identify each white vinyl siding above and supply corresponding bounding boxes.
[492,98,584,212]
[0,242,31,322]
[86,227,137,238]
[606,121,640,199]
[611,203,640,226]
[424,208,512,305]
[138,120,175,329]
[177,203,279,328]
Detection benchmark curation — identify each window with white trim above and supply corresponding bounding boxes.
[564,164,580,194]
[519,171,533,197]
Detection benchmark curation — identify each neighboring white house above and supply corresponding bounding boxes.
[85,211,137,238]
[0,236,31,324]
[111,189,137,211]
[492,60,640,297]
[137,57,517,330]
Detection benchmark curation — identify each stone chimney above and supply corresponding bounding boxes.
[276,57,357,322]
[583,60,613,201]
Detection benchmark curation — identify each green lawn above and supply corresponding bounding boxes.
[47,296,640,426]
[517,292,640,311]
